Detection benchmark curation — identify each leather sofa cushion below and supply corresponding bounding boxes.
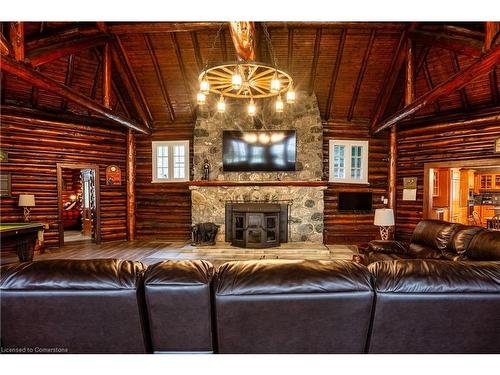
[369,259,500,293]
[466,231,500,261]
[368,240,409,254]
[0,258,145,289]
[367,252,414,264]
[449,226,485,255]
[367,260,500,353]
[410,219,460,254]
[215,260,373,353]
[1,259,148,354]
[216,259,372,295]
[144,260,214,353]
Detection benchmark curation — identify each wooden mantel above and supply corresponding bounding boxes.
[188,181,328,187]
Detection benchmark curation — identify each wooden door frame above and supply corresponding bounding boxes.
[57,163,101,247]
[423,158,500,219]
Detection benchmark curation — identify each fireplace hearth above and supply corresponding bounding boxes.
[225,202,289,248]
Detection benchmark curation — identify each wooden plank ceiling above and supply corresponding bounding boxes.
[1,21,499,129]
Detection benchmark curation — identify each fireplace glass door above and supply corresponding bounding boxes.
[233,213,246,245]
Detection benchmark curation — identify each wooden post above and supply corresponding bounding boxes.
[103,43,111,108]
[485,22,500,51]
[9,22,24,61]
[126,129,136,240]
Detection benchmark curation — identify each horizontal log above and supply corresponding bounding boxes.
[408,29,483,58]
[0,56,150,134]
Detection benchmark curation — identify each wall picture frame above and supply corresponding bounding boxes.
[105,165,122,185]
[495,138,500,153]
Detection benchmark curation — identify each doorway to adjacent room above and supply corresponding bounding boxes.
[57,163,101,247]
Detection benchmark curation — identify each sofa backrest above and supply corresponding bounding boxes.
[214,259,374,354]
[466,230,500,260]
[409,220,460,256]
[143,260,214,353]
[0,259,149,353]
[447,225,485,255]
[367,259,500,353]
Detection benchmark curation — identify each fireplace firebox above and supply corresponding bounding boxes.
[225,203,289,248]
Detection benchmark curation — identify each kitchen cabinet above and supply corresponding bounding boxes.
[478,173,500,191]
[473,205,495,227]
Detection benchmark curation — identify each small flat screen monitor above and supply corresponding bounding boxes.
[338,192,373,212]
[223,131,296,172]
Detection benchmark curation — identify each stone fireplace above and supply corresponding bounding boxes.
[190,94,325,244]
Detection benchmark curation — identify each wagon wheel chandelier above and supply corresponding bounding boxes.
[197,22,296,116]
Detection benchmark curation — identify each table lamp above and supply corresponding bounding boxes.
[374,208,394,240]
[19,194,35,222]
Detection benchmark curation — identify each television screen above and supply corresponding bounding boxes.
[338,192,373,212]
[223,131,296,172]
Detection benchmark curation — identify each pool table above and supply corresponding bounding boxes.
[0,222,45,262]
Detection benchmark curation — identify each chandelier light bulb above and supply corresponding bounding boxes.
[197,92,206,105]
[275,95,284,113]
[270,72,280,93]
[200,77,210,95]
[217,96,226,113]
[232,68,243,90]
[248,98,256,116]
[286,88,296,104]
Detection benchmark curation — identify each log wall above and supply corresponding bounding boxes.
[396,117,500,240]
[323,121,390,244]
[135,124,194,241]
[0,114,128,247]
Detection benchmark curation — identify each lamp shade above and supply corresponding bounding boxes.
[374,208,394,226]
[18,194,35,207]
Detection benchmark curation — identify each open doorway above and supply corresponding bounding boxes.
[57,163,101,247]
[424,158,500,229]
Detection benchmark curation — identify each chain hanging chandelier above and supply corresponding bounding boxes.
[197,22,296,116]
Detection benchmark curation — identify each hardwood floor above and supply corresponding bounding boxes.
[1,240,357,267]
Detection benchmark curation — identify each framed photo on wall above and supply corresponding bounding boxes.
[495,138,500,153]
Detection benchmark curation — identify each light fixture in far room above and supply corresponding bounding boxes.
[18,194,35,222]
[374,208,395,240]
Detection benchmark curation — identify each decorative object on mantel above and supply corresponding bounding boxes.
[495,138,500,153]
[19,194,36,222]
[402,177,417,201]
[374,208,395,240]
[191,222,220,246]
[202,159,211,181]
[105,165,122,185]
[197,22,295,116]
[0,149,8,162]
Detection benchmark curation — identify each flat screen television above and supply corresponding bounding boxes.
[223,130,296,172]
[338,192,373,212]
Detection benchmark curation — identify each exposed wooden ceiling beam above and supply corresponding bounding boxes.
[26,34,109,67]
[111,35,153,127]
[372,43,500,134]
[347,29,376,121]
[370,29,410,130]
[25,24,99,50]
[405,39,415,105]
[220,30,228,61]
[107,22,405,34]
[61,54,75,112]
[308,28,322,94]
[190,32,204,72]
[0,55,150,134]
[408,29,482,58]
[170,33,196,121]
[144,34,175,122]
[422,25,484,41]
[485,22,500,51]
[449,51,470,111]
[0,32,12,55]
[490,69,499,106]
[324,28,346,121]
[422,59,441,114]
[9,22,24,61]
[287,28,294,72]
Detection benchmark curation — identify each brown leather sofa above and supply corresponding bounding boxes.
[2,255,500,354]
[363,219,499,264]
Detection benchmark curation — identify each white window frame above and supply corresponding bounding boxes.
[152,140,190,183]
[329,139,369,184]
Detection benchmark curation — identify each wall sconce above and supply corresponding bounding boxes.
[19,194,36,222]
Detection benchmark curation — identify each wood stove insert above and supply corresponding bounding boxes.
[225,202,288,248]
